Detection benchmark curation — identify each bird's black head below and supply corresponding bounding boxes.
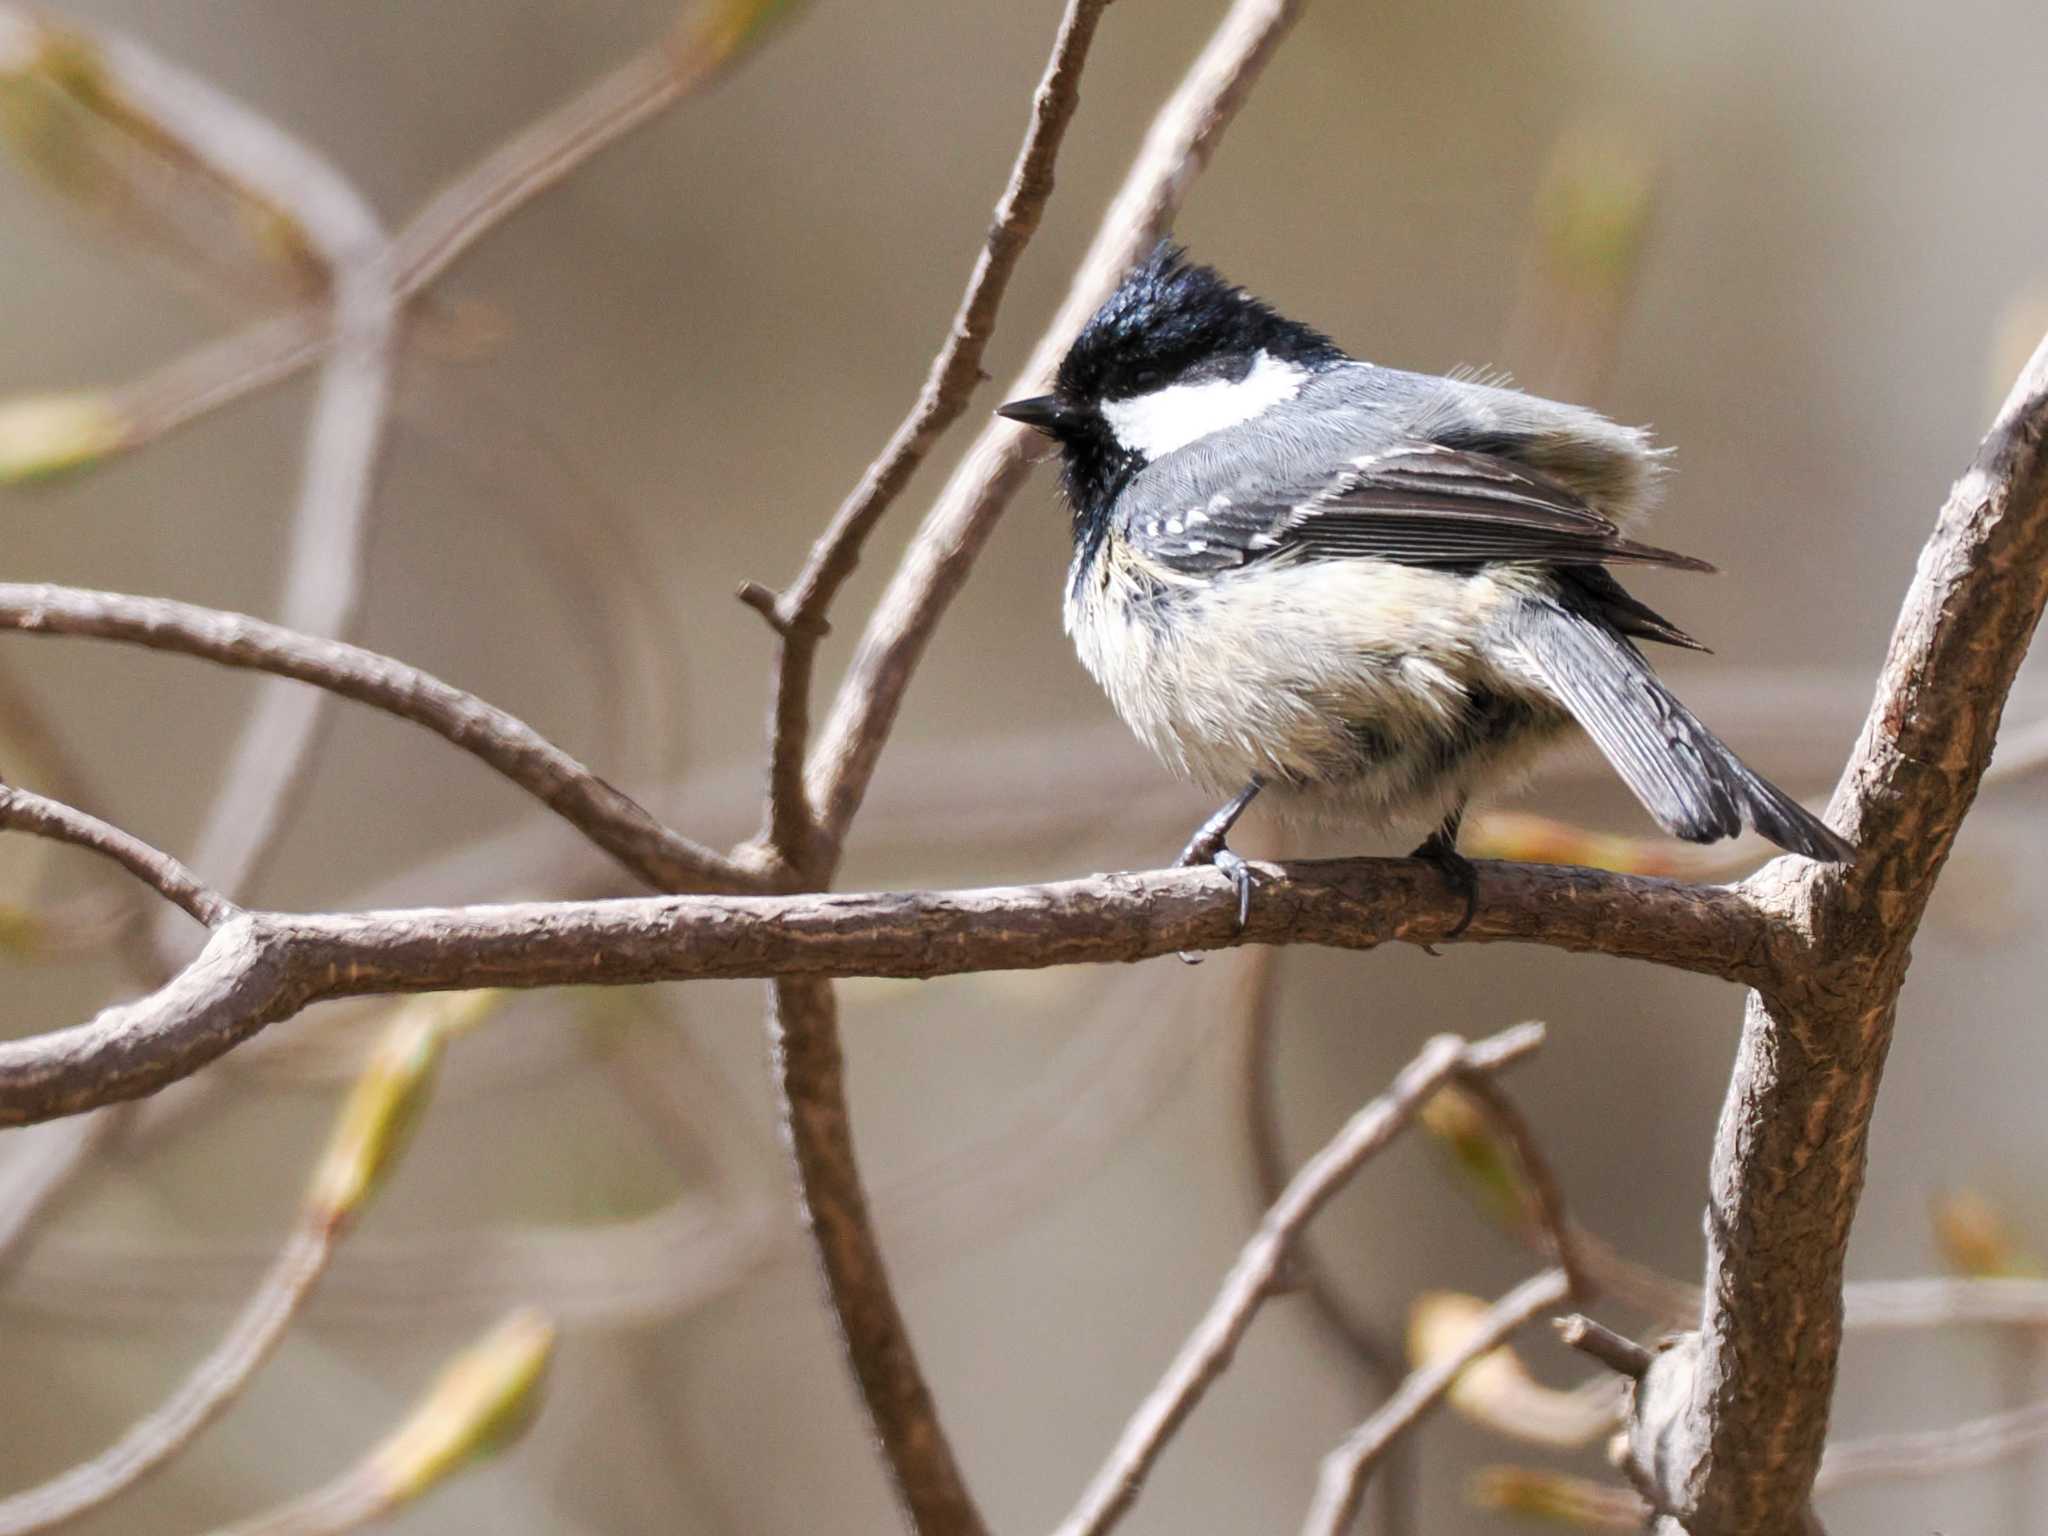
[999,243,1346,519]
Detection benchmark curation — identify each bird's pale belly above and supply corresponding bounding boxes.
[1064,545,1573,829]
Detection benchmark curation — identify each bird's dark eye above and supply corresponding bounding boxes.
[1131,366,1163,391]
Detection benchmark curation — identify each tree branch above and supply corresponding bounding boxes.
[739,6,1117,1533]
[0,857,1779,1128]
[804,0,1312,860]
[2,8,402,929]
[0,1229,330,1535]
[746,0,1114,875]
[0,584,758,895]
[1054,1025,1546,1536]
[1622,329,2048,1533]
[1302,1268,1574,1536]
[0,784,235,929]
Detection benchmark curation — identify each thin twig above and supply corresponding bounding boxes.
[805,0,1312,859]
[76,25,769,462]
[0,1228,330,1535]
[747,0,1115,872]
[1557,1314,1655,1379]
[1816,1394,2048,1492]
[1301,1268,1574,1536]
[1052,1025,1546,1536]
[1235,932,1415,1536]
[388,45,699,299]
[1843,1276,2048,1331]
[198,1308,556,1536]
[0,784,235,928]
[0,584,758,895]
[1452,1066,1594,1303]
[30,11,403,934]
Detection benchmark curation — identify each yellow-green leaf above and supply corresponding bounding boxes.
[1410,1293,1621,1450]
[364,1309,558,1505]
[674,0,811,69]
[1468,1466,1649,1530]
[0,392,129,482]
[1420,1083,1532,1231]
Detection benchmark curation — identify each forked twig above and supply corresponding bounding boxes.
[0,784,235,928]
[805,0,1313,858]
[1054,1025,1545,1536]
[1301,1268,1573,1536]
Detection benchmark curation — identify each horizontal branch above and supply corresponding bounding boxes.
[0,584,756,895]
[0,858,1777,1127]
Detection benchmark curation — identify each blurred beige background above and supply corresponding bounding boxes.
[4,1,2048,1531]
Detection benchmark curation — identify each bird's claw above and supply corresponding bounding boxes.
[1174,837,1257,964]
[1409,832,1478,949]
[1212,846,1256,929]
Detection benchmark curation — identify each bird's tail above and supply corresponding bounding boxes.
[1507,598,1856,863]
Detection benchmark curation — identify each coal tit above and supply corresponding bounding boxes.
[998,243,1853,933]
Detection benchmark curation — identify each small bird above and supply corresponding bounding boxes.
[998,243,1852,933]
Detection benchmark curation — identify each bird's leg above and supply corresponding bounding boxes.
[1409,800,1478,942]
[1174,778,1264,955]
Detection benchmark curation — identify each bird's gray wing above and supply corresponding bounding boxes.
[1123,442,1714,577]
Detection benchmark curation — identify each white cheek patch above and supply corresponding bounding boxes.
[1099,350,1308,459]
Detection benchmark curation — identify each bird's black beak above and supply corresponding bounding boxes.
[995,394,1070,437]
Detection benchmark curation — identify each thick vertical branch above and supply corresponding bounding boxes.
[1626,332,2048,1532]
[744,4,1312,1531]
[769,978,983,1534]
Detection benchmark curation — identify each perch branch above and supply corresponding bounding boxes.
[0,859,1781,1128]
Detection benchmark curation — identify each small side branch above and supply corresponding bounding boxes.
[0,584,757,895]
[806,0,1312,857]
[1301,1268,1574,1536]
[1054,1024,1546,1536]
[0,784,235,929]
[748,0,1115,872]
[1558,1314,1655,1379]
